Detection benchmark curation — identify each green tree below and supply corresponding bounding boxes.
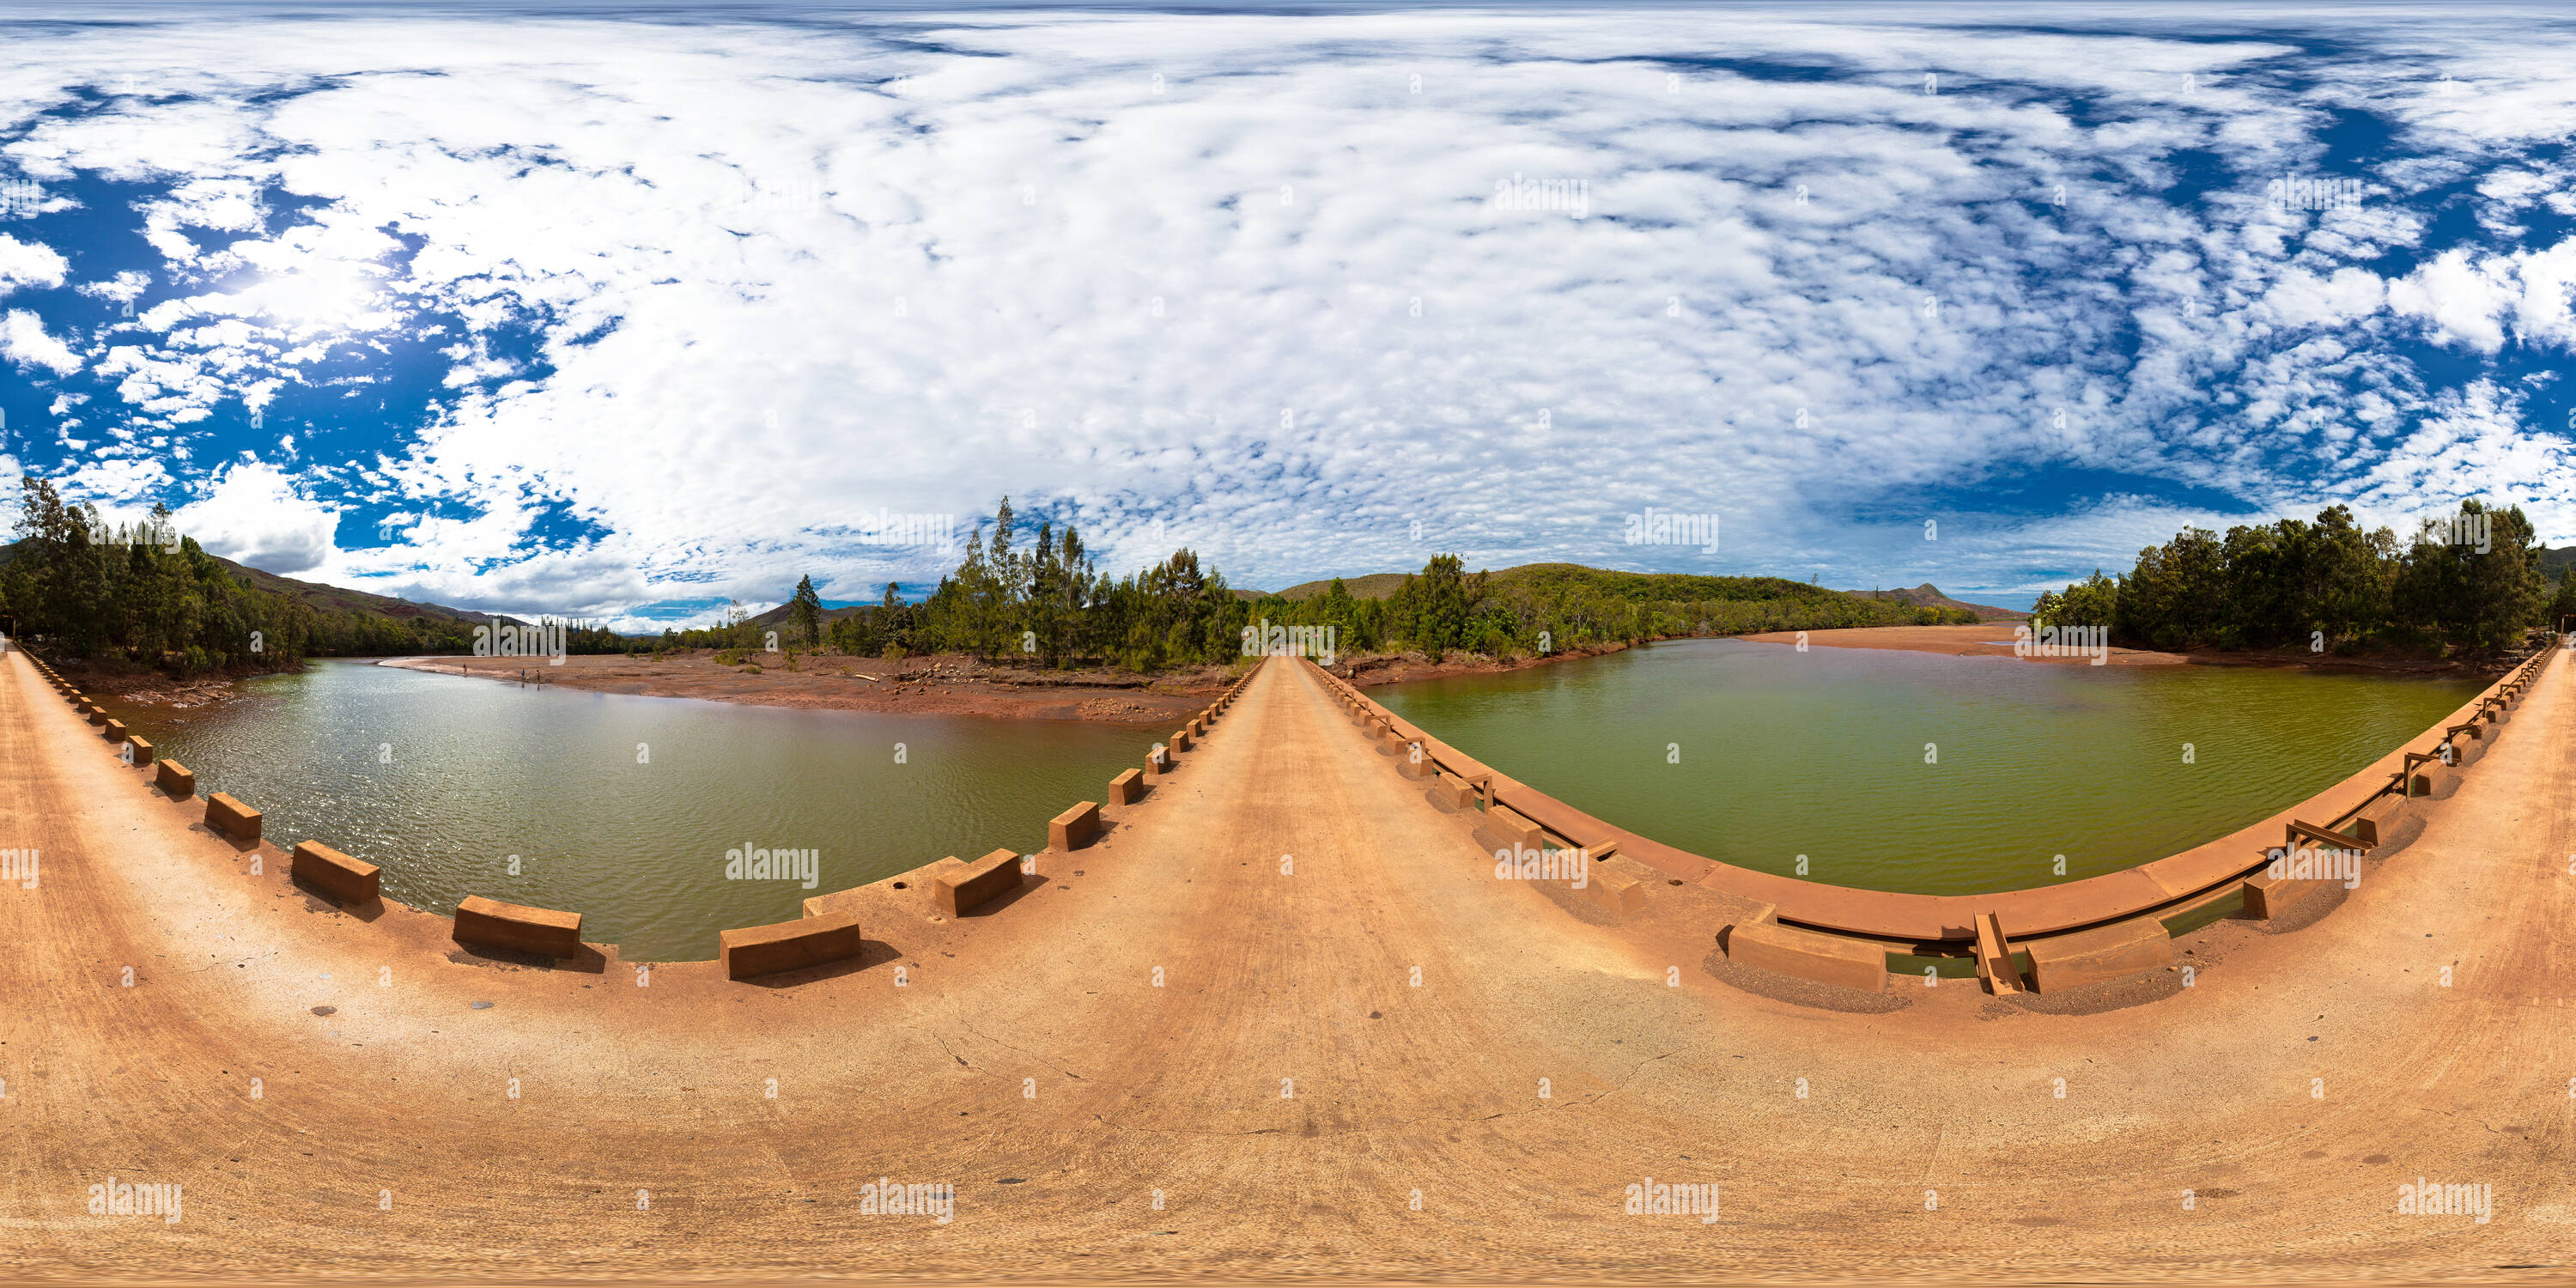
[788,574,823,647]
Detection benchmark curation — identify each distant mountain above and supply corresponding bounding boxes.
[1267,573,1412,601]
[216,559,511,626]
[745,600,866,630]
[0,540,511,626]
[2541,544,2574,584]
[1844,583,2030,623]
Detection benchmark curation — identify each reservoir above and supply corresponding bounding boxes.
[102,660,1158,961]
[100,641,2482,956]
[1372,638,2482,896]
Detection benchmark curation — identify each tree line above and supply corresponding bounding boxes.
[678,499,1978,670]
[2032,501,2574,653]
[3,477,629,674]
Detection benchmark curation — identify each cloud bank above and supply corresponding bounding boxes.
[0,4,2571,624]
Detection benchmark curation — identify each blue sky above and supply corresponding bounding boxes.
[2,3,2573,628]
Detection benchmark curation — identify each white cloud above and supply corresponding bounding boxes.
[1,308,79,374]
[171,459,342,574]
[0,232,67,296]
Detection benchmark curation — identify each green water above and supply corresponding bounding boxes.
[1371,638,2480,896]
[102,660,1158,961]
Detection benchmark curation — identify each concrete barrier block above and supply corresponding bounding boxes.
[1049,800,1102,852]
[156,759,196,799]
[1727,920,1886,993]
[1109,768,1143,805]
[1473,805,1546,854]
[291,840,380,904]
[2240,870,2337,921]
[2026,916,2173,992]
[127,736,155,766]
[1399,747,1437,779]
[1171,727,1192,752]
[87,708,108,726]
[1147,745,1175,779]
[102,718,128,742]
[720,911,865,980]
[1586,868,1647,919]
[935,848,1023,917]
[453,895,585,957]
[1431,770,1474,808]
[205,792,262,845]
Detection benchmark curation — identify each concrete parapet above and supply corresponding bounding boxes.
[1050,800,1102,851]
[126,736,155,766]
[102,718,128,742]
[156,759,196,799]
[720,911,865,980]
[2026,916,2173,992]
[205,792,262,845]
[1399,744,1437,779]
[1727,919,1886,993]
[291,840,380,905]
[1171,727,1192,753]
[1109,769,1143,805]
[935,848,1023,917]
[87,707,108,726]
[453,895,585,957]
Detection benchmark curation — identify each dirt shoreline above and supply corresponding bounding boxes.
[374,649,1240,723]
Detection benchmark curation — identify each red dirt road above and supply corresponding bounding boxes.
[3,648,2571,1281]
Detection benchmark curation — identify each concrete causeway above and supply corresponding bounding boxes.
[3,647,2572,1279]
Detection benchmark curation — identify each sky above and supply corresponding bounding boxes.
[2,2,2573,628]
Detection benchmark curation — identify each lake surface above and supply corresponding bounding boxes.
[1371,639,2482,897]
[104,661,1157,961]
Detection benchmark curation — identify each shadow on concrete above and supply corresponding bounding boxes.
[291,876,389,923]
[961,873,1045,917]
[445,942,612,974]
[740,939,902,988]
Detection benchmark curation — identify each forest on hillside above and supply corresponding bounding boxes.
[2,477,619,675]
